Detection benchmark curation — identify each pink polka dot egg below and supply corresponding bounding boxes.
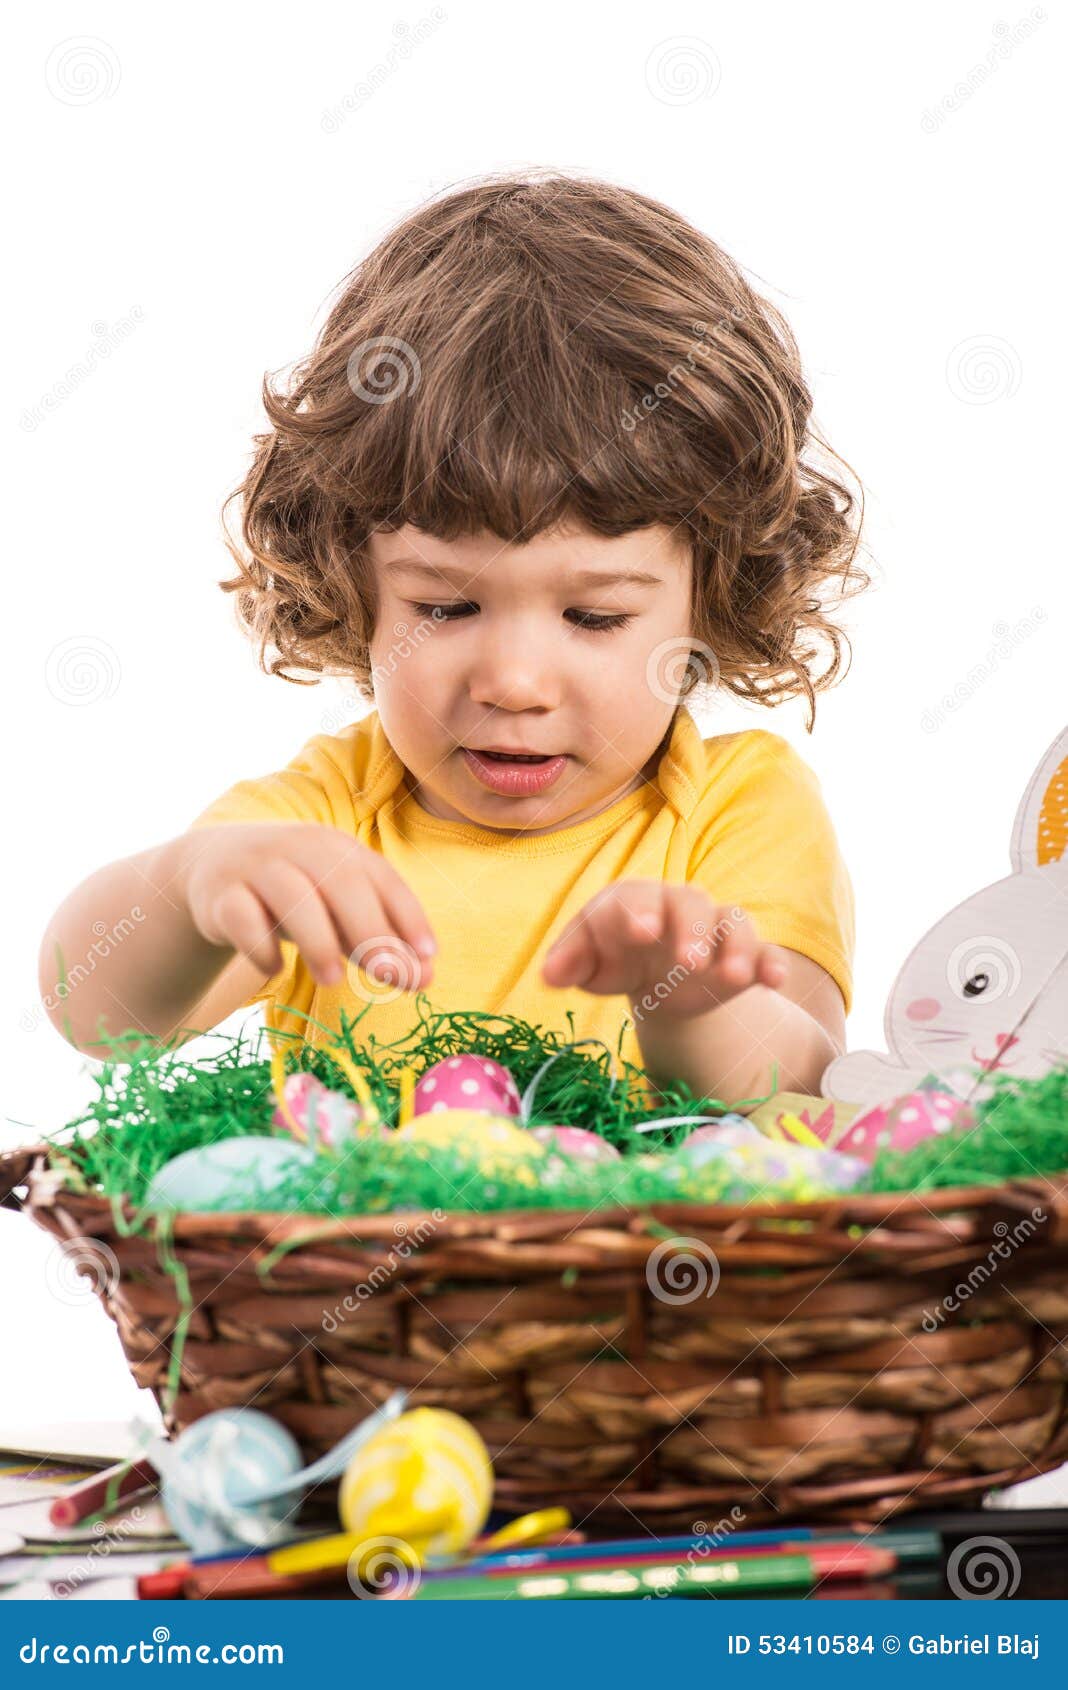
[413,1054,522,1119]
[834,1086,975,1163]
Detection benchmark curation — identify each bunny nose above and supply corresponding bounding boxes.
[906,998,941,1021]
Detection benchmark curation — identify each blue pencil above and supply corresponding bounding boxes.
[423,1524,940,1579]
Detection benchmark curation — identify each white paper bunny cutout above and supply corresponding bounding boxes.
[822,725,1068,1110]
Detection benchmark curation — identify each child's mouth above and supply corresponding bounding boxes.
[462,748,568,796]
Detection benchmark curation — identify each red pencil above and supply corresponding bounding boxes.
[183,1561,350,1599]
[49,1458,159,1527]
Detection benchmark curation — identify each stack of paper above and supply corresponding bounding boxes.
[0,1419,184,1600]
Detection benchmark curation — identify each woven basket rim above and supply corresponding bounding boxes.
[3,1140,1063,1242]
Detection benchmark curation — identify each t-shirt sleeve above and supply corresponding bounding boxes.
[183,739,344,1011]
[186,753,336,833]
[686,730,855,1015]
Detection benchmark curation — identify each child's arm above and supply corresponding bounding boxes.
[627,944,845,1106]
[38,825,437,1055]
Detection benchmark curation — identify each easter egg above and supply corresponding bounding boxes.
[676,1134,867,1197]
[530,1124,620,1162]
[271,1071,378,1149]
[834,1086,976,1163]
[682,1120,767,1152]
[158,1409,304,1556]
[339,1407,492,1561]
[414,1054,522,1119]
[397,1108,544,1173]
[144,1136,318,1212]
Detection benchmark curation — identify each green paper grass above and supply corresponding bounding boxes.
[865,1063,1068,1192]
[45,997,787,1217]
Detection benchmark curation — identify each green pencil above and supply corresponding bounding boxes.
[409,1544,896,1600]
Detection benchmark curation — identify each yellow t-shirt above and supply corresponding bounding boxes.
[186,705,854,1073]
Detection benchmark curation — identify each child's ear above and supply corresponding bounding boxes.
[1010,726,1068,873]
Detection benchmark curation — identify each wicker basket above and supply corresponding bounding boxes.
[5,1144,1068,1531]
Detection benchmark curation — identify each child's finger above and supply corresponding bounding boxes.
[210,882,286,978]
[709,908,763,987]
[542,916,599,988]
[757,948,787,988]
[339,884,431,993]
[315,862,432,989]
[364,856,438,961]
[252,861,349,984]
[577,890,667,992]
[660,885,724,972]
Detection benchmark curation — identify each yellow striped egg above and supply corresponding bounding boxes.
[339,1407,493,1559]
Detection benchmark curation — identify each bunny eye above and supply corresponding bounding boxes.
[963,972,990,997]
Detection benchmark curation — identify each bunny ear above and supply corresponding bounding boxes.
[1010,726,1068,872]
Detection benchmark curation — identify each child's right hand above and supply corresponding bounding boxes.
[174,823,436,990]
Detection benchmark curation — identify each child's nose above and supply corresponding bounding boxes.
[468,634,562,711]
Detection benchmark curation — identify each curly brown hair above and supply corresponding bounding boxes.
[220,168,869,730]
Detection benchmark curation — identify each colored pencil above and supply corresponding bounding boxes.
[138,1524,588,1597]
[49,1459,159,1527]
[183,1562,350,1600]
[418,1525,940,1580]
[406,1543,897,1600]
[417,1536,930,1583]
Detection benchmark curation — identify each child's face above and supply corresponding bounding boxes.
[367,521,695,835]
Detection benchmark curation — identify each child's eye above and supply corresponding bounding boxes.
[410,601,476,622]
[409,602,633,634]
[565,611,634,633]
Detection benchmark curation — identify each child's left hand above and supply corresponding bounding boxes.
[542,880,786,1020]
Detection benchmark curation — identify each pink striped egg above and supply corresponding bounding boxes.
[271,1072,380,1149]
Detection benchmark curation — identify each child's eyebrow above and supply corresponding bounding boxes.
[381,558,664,589]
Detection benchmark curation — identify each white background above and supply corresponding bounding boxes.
[3,0,1065,1499]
